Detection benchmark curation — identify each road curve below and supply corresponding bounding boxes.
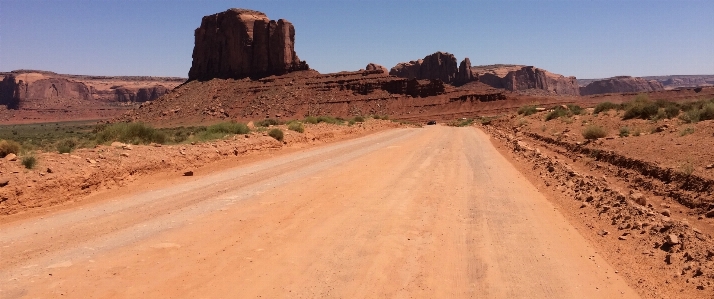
[0,126,638,298]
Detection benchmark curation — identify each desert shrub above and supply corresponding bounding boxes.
[622,96,659,120]
[567,105,584,115]
[304,116,318,124]
[56,138,78,153]
[680,108,701,123]
[207,121,250,134]
[288,122,304,133]
[517,105,537,116]
[348,120,356,126]
[450,118,474,127]
[254,118,282,127]
[619,127,630,137]
[700,102,714,121]
[593,102,621,114]
[680,127,695,136]
[21,155,37,169]
[353,116,365,122]
[582,125,607,140]
[680,162,694,176]
[0,139,21,158]
[96,122,167,145]
[664,105,681,119]
[545,107,569,121]
[632,128,641,136]
[268,128,284,141]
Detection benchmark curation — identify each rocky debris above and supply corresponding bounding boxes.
[188,8,309,81]
[0,178,9,187]
[365,63,388,74]
[706,209,714,218]
[631,192,647,206]
[389,52,476,85]
[580,76,664,96]
[5,153,17,161]
[483,123,714,294]
[475,66,580,96]
[183,171,194,176]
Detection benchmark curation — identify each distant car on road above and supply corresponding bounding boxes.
[427,120,437,125]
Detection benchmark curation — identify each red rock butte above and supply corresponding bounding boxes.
[188,8,309,81]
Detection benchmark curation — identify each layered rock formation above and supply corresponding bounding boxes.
[0,71,181,110]
[389,52,475,86]
[580,76,664,96]
[475,65,580,96]
[188,9,309,81]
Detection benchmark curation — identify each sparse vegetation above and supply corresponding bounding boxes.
[353,116,365,122]
[680,127,695,136]
[287,121,304,133]
[545,107,569,121]
[0,139,21,158]
[95,122,168,145]
[622,95,659,120]
[593,102,621,114]
[680,161,695,176]
[254,118,282,127]
[449,118,474,127]
[619,127,630,137]
[56,138,78,153]
[582,125,607,140]
[517,105,537,116]
[268,128,284,141]
[21,155,37,169]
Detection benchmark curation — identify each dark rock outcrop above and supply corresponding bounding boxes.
[455,58,474,86]
[390,52,476,85]
[365,63,388,74]
[0,74,91,109]
[580,76,665,96]
[111,86,170,103]
[188,9,309,81]
[476,66,580,96]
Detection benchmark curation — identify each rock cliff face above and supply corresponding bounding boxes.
[389,52,475,85]
[580,76,665,96]
[455,58,474,86]
[188,9,309,81]
[0,71,181,110]
[475,65,580,96]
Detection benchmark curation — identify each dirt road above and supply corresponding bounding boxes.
[0,126,638,298]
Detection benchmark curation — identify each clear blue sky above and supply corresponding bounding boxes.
[1,0,712,79]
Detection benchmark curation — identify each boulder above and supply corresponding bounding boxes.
[188,8,309,81]
[580,76,665,95]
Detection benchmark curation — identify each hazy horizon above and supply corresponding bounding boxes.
[1,0,712,79]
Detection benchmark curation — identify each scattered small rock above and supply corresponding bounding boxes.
[705,164,714,169]
[705,209,714,218]
[662,209,671,217]
[631,192,647,206]
[46,168,53,173]
[666,234,680,245]
[5,153,17,161]
[0,178,9,187]
[183,171,194,176]
[618,235,628,240]
[120,153,130,157]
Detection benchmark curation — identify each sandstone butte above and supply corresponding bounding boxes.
[580,76,665,95]
[187,8,309,81]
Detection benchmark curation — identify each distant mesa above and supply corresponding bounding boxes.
[473,65,580,96]
[188,8,309,81]
[0,70,182,112]
[580,76,664,96]
[389,51,474,86]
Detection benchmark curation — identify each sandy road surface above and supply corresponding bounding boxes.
[0,126,638,298]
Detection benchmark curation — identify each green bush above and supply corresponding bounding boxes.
[288,122,304,133]
[567,105,584,115]
[96,122,167,145]
[56,138,78,153]
[619,127,630,137]
[680,127,695,136]
[582,125,607,140]
[664,105,681,119]
[254,118,282,127]
[622,96,659,120]
[353,116,365,122]
[0,139,21,158]
[517,105,537,116]
[268,128,284,141]
[593,102,621,114]
[21,155,37,169]
[206,121,250,134]
[545,107,569,121]
[304,116,318,124]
